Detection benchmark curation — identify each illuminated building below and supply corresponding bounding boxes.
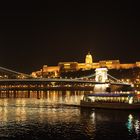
[32,66,60,78]
[136,62,140,67]
[58,62,78,72]
[42,65,60,77]
[85,52,93,69]
[85,52,93,64]
[31,52,140,78]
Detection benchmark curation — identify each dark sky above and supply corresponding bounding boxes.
[0,1,140,73]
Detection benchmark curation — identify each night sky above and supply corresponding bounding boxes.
[0,1,140,73]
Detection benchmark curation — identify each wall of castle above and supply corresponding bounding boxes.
[136,62,140,67]
[43,65,60,72]
[119,64,136,69]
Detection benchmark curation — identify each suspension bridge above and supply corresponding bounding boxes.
[0,66,132,92]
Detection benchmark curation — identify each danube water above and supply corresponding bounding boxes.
[0,90,140,140]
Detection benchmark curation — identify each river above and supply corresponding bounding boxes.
[0,90,140,140]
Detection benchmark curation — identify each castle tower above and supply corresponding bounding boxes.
[85,52,93,69]
[85,52,93,64]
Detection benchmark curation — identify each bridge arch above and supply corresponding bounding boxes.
[95,68,108,82]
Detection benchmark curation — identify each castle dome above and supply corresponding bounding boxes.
[85,52,93,64]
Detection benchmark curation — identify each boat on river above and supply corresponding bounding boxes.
[80,92,140,110]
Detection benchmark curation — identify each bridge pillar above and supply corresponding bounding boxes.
[94,68,109,92]
[95,68,108,82]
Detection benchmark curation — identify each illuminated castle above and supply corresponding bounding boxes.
[31,52,140,78]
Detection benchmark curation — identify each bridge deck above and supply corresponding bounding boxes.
[0,78,131,86]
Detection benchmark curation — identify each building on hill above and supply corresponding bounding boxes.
[58,62,78,72]
[31,52,140,78]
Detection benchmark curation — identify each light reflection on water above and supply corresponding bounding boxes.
[126,113,140,139]
[0,90,140,140]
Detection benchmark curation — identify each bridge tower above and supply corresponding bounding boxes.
[95,68,108,82]
[94,68,109,92]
